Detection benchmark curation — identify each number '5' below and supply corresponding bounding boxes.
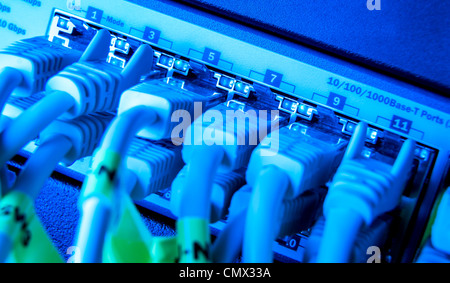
[208,52,215,61]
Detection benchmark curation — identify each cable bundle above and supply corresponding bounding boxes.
[74,77,229,263]
[0,36,82,101]
[0,113,114,262]
[173,101,285,262]
[0,29,152,262]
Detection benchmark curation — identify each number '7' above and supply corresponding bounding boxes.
[270,74,277,83]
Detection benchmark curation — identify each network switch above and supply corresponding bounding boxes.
[0,0,448,264]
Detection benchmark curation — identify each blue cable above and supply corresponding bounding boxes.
[242,123,347,263]
[13,135,73,200]
[211,209,246,263]
[244,166,289,263]
[316,122,416,263]
[177,145,225,220]
[0,68,22,115]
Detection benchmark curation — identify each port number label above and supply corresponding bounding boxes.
[390,115,412,134]
[86,7,103,23]
[143,27,161,44]
[203,48,221,65]
[327,92,347,110]
[264,69,283,88]
[277,234,301,251]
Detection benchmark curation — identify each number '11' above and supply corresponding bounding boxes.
[392,118,409,132]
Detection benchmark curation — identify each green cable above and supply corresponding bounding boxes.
[416,187,446,258]
[76,109,162,262]
[0,190,62,263]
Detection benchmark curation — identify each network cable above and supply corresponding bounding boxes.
[0,36,83,116]
[210,185,250,263]
[74,77,229,263]
[241,123,346,263]
[0,113,114,262]
[123,138,184,201]
[0,29,153,169]
[315,122,416,263]
[0,164,14,197]
[170,165,246,223]
[170,166,246,262]
[102,137,184,263]
[172,101,286,262]
[304,214,392,263]
[0,35,84,196]
[212,183,327,263]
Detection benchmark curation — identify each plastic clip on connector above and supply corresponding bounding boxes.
[212,184,327,263]
[0,36,82,114]
[0,113,114,263]
[101,138,185,263]
[0,36,83,196]
[315,122,416,263]
[75,77,228,263]
[304,215,393,263]
[124,138,184,201]
[0,29,153,169]
[171,166,246,224]
[242,123,346,263]
[173,102,284,263]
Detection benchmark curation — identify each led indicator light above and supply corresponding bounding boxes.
[158,54,174,68]
[234,81,251,96]
[219,76,235,89]
[57,18,69,30]
[281,99,298,113]
[174,59,188,72]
